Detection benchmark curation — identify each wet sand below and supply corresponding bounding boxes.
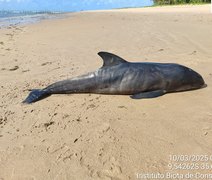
[0,4,212,180]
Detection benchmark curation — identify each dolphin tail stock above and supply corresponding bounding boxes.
[22,89,50,104]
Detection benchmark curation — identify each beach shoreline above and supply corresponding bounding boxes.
[0,11,69,29]
[0,5,212,180]
[0,4,210,29]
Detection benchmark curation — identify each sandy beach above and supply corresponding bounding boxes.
[0,4,212,180]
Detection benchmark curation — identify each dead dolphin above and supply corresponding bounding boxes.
[23,52,206,103]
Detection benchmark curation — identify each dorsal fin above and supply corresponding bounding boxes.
[98,52,128,67]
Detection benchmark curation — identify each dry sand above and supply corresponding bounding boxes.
[0,4,212,180]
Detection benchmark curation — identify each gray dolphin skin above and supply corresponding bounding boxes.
[23,52,206,104]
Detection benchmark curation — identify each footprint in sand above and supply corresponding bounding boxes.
[9,66,19,71]
[5,33,13,37]
[158,48,164,51]
[96,156,127,180]
[22,69,30,73]
[1,65,19,71]
[0,116,7,126]
[41,62,52,66]
[190,50,197,55]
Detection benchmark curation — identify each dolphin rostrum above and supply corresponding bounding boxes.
[23,52,206,104]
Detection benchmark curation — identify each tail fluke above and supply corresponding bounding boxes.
[22,89,50,104]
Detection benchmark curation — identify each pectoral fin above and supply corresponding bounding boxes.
[130,90,166,99]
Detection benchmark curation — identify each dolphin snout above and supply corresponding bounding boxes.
[190,70,205,88]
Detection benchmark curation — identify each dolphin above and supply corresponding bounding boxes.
[23,52,206,104]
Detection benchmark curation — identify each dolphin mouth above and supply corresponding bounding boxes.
[201,84,207,89]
